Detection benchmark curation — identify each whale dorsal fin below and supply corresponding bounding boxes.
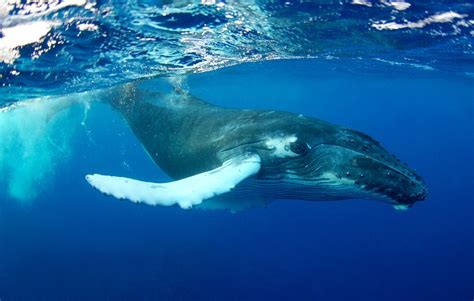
[85,154,261,209]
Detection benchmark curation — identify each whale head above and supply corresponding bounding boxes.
[259,116,427,209]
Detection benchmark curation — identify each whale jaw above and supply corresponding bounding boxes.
[260,141,427,209]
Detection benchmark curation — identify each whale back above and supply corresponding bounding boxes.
[106,83,232,179]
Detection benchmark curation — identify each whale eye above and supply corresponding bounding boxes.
[290,141,311,155]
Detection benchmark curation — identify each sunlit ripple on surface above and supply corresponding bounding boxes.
[0,0,473,102]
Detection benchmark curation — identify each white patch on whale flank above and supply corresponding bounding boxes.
[265,135,299,158]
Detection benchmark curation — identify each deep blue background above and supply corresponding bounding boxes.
[1,60,473,300]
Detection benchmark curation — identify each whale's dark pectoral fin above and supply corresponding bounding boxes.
[85,154,261,209]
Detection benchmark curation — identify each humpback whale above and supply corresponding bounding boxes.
[86,83,427,211]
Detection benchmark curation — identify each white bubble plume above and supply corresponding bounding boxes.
[0,96,87,202]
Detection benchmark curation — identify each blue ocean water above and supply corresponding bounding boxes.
[1,1,474,300]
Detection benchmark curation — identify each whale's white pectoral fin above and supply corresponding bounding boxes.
[85,154,261,209]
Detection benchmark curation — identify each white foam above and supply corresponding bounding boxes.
[0,2,12,18]
[0,96,85,202]
[1,0,88,27]
[351,0,372,7]
[86,154,262,209]
[201,0,217,5]
[352,0,411,11]
[372,11,468,30]
[0,20,56,64]
[380,0,411,11]
[0,0,91,64]
[77,23,99,32]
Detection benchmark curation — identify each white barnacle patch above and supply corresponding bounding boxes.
[265,135,299,158]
